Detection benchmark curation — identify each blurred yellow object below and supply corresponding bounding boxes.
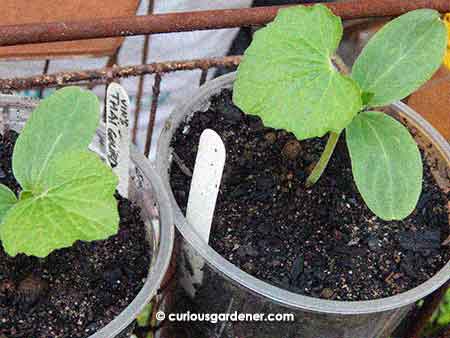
[444,13,450,70]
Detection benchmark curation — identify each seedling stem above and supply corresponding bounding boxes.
[306,131,340,187]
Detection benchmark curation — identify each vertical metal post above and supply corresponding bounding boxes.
[133,0,155,144]
[199,68,208,86]
[144,72,161,157]
[38,59,50,98]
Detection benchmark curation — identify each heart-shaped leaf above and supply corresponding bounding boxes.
[0,151,119,257]
[346,111,422,220]
[352,9,447,107]
[0,184,17,222]
[13,87,100,191]
[233,4,362,140]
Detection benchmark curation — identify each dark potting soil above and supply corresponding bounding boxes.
[0,131,151,338]
[170,89,450,301]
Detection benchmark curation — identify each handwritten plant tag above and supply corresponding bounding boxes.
[106,83,130,197]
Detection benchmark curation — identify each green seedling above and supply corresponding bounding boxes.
[234,5,448,221]
[0,87,119,257]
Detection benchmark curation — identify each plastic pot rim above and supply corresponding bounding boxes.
[156,72,450,315]
[90,147,175,338]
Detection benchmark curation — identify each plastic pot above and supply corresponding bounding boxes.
[156,72,450,338]
[0,94,175,338]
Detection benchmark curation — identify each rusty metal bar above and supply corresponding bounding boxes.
[0,0,449,47]
[144,73,162,157]
[0,56,242,91]
[132,30,151,142]
[38,60,50,98]
[403,281,450,338]
[133,0,155,144]
[199,68,208,86]
[52,79,111,89]
[106,46,121,69]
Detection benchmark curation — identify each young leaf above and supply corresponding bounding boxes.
[352,9,447,107]
[13,87,100,191]
[346,111,422,221]
[233,4,362,140]
[361,92,374,106]
[0,184,17,221]
[0,151,119,257]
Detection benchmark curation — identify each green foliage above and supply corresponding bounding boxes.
[352,9,447,107]
[137,303,153,327]
[233,4,362,139]
[0,185,17,221]
[1,151,119,257]
[423,289,450,335]
[361,92,374,106]
[0,87,119,257]
[346,112,422,220]
[436,290,450,326]
[13,87,99,191]
[233,5,447,220]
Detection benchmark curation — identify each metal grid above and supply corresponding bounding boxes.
[0,1,448,337]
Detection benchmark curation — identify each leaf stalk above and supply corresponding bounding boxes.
[305,131,340,187]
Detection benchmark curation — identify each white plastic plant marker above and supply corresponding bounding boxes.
[106,82,130,197]
[180,129,226,297]
[187,129,226,241]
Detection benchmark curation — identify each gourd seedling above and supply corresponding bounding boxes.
[0,87,119,257]
[234,5,448,221]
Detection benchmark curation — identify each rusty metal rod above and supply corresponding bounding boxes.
[38,60,50,98]
[132,30,151,143]
[0,0,449,47]
[199,68,208,86]
[144,73,162,157]
[132,0,155,144]
[0,56,242,91]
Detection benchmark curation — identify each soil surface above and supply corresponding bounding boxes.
[170,89,450,301]
[0,131,151,338]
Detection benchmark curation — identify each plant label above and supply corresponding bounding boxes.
[187,129,226,242]
[180,129,226,297]
[106,83,130,198]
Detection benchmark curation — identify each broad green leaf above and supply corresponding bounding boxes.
[233,4,362,140]
[13,87,100,191]
[0,184,17,221]
[346,111,422,220]
[1,151,119,257]
[352,9,447,107]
